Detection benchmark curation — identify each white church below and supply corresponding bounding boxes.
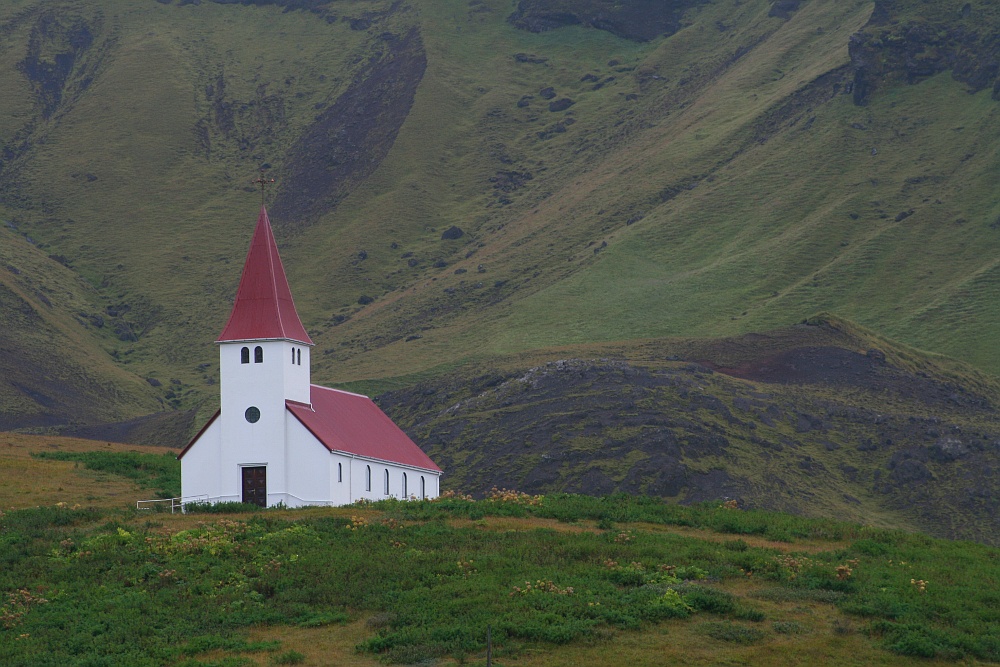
[179,206,441,507]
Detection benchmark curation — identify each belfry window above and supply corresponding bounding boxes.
[297,349,301,365]
[291,348,296,364]
[384,469,390,495]
[241,347,250,364]
[254,346,263,363]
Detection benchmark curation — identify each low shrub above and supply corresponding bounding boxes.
[773,621,806,634]
[683,586,736,614]
[699,621,766,644]
[271,650,306,665]
[184,501,265,514]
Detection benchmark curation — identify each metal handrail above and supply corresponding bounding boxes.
[136,494,209,513]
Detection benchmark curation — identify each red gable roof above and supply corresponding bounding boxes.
[217,206,313,345]
[287,385,442,472]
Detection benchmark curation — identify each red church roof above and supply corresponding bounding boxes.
[287,385,442,472]
[217,206,313,345]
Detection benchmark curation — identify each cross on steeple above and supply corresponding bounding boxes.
[252,170,275,206]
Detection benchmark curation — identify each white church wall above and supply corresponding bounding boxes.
[180,416,222,502]
[220,341,308,423]
[283,415,332,507]
[330,454,353,506]
[348,457,441,503]
[284,344,311,404]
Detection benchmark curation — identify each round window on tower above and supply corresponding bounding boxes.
[245,406,261,424]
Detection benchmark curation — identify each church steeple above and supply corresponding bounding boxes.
[217,206,313,345]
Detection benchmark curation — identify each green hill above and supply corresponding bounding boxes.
[5,0,1000,530]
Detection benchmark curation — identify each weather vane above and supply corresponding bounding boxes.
[252,169,275,206]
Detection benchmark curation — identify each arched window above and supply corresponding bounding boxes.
[420,476,426,500]
[297,349,301,365]
[384,469,389,495]
[366,465,371,491]
[402,472,408,498]
[254,346,263,363]
[338,462,342,482]
[241,347,250,364]
[291,347,296,364]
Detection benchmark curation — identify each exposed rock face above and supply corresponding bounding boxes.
[768,0,801,20]
[17,10,98,118]
[271,27,427,223]
[508,0,709,43]
[378,328,1000,545]
[849,0,1000,105]
[58,409,199,449]
[381,359,748,502]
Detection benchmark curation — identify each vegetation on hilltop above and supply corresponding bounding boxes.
[2,493,1000,666]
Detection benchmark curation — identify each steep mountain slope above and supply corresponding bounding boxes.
[2,0,1000,442]
[0,225,161,429]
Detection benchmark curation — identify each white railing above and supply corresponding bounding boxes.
[136,494,209,513]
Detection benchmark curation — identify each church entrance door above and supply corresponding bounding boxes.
[242,466,267,507]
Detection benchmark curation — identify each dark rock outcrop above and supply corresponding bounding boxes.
[271,27,427,223]
[850,1,1000,105]
[508,0,708,43]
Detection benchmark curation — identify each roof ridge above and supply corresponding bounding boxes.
[309,384,370,399]
[265,210,282,337]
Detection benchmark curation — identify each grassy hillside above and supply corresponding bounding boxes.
[1,438,999,666]
[0,226,161,428]
[1,0,1000,418]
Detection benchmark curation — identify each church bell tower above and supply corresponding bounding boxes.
[214,206,313,504]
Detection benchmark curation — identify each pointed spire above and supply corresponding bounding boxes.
[216,206,313,345]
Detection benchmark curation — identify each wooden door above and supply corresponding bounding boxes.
[242,466,267,507]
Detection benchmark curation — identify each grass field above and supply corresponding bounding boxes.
[1,432,998,666]
[0,433,178,510]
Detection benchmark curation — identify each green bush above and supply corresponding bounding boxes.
[772,621,806,634]
[184,501,265,513]
[723,539,749,551]
[699,621,766,644]
[683,586,736,614]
